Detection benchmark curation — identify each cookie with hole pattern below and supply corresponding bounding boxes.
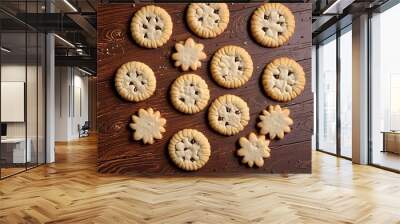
[131,5,173,48]
[168,129,211,171]
[262,57,305,102]
[250,3,295,48]
[170,74,210,114]
[115,61,156,102]
[208,94,250,136]
[186,3,230,38]
[210,45,253,89]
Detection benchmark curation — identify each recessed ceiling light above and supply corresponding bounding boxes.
[63,0,78,12]
[54,34,75,48]
[77,67,93,76]
[1,47,11,53]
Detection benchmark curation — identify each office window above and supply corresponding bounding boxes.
[317,36,337,154]
[371,3,400,171]
[340,28,352,158]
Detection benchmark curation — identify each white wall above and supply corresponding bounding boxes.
[1,63,46,164]
[54,67,89,141]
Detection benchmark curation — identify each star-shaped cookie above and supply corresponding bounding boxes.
[129,108,167,144]
[257,105,293,139]
[172,38,207,71]
[237,132,271,168]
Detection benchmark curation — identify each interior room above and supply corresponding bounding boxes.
[0,0,400,223]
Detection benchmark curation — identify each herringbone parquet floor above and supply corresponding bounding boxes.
[1,135,400,224]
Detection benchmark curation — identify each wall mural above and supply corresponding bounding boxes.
[97,3,313,174]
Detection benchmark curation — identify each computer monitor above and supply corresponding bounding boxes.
[1,123,7,137]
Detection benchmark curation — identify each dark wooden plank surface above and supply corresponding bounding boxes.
[97,3,313,174]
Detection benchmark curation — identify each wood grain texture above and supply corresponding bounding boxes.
[97,3,313,174]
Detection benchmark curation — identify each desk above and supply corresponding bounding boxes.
[382,131,400,154]
[1,138,31,163]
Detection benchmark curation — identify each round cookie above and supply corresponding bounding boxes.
[262,57,305,102]
[170,74,210,114]
[186,3,229,38]
[210,45,253,88]
[237,132,271,168]
[171,38,207,71]
[168,129,211,171]
[250,3,295,48]
[208,94,250,136]
[130,5,173,48]
[115,61,156,102]
[129,108,167,144]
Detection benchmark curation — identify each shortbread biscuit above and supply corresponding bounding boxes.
[210,45,253,88]
[172,38,207,71]
[115,61,156,102]
[131,5,173,48]
[208,94,250,136]
[257,105,293,139]
[129,108,167,144]
[186,3,229,38]
[250,3,295,48]
[168,129,211,171]
[237,132,271,168]
[170,74,210,114]
[262,57,305,102]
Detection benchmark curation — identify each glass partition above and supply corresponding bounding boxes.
[370,4,400,171]
[0,0,46,179]
[1,18,28,177]
[339,27,352,158]
[317,35,337,155]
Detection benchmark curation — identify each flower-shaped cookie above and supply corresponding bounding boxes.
[257,105,293,139]
[210,45,253,88]
[262,57,305,102]
[171,38,207,71]
[170,74,210,114]
[208,94,250,136]
[129,108,166,144]
[115,61,156,102]
[130,5,173,48]
[250,3,295,48]
[186,3,230,38]
[237,132,271,168]
[168,129,211,171]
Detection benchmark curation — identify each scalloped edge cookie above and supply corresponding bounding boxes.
[168,129,211,171]
[186,3,230,38]
[210,45,253,89]
[250,3,295,48]
[130,5,173,48]
[262,57,305,102]
[115,61,156,102]
[170,74,210,114]
[208,94,250,136]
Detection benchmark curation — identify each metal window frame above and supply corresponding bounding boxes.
[315,24,353,161]
[367,1,400,173]
[0,0,47,180]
